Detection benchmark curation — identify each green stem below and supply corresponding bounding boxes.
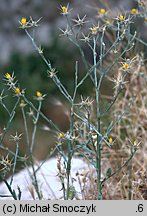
[0,98,20,146]
[21,107,30,148]
[93,36,102,199]
[30,101,42,152]
[10,141,19,186]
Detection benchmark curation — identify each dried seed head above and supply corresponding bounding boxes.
[105,20,111,26]
[20,99,26,108]
[10,132,22,142]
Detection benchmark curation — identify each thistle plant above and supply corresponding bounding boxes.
[0,1,147,200]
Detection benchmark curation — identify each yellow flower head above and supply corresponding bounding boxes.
[123,63,129,70]
[59,133,63,139]
[144,17,147,22]
[36,91,42,97]
[93,27,97,32]
[91,26,98,35]
[5,73,11,79]
[100,8,106,15]
[119,15,124,21]
[109,137,113,143]
[131,8,138,15]
[61,6,68,14]
[21,17,27,25]
[15,88,21,95]
[133,140,137,145]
